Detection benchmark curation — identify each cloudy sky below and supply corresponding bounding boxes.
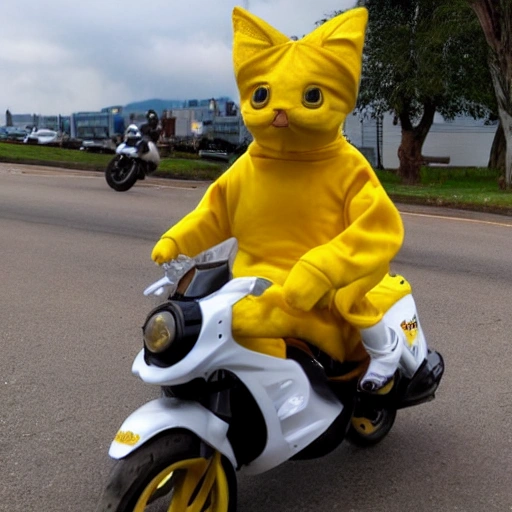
[1,0,357,121]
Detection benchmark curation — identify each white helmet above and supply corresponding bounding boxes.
[125,124,140,139]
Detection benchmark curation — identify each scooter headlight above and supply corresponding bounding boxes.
[142,301,203,368]
[143,311,176,353]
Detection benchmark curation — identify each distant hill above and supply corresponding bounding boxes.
[121,97,234,115]
[122,99,186,114]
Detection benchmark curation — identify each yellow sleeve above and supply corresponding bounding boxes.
[159,173,232,258]
[283,175,404,311]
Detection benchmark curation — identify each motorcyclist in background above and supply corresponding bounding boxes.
[140,110,161,144]
[137,110,161,172]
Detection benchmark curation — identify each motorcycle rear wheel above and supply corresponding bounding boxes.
[346,407,397,447]
[96,429,237,512]
[105,155,139,192]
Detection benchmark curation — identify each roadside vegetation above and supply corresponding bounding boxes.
[1,141,510,214]
[0,141,225,180]
[377,167,512,214]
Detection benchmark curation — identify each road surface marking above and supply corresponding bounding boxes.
[0,167,202,190]
[401,211,512,228]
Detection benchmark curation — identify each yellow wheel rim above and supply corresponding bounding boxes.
[351,416,380,436]
[133,451,230,512]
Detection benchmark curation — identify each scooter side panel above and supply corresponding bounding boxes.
[229,354,343,475]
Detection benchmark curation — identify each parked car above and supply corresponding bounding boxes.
[24,129,59,145]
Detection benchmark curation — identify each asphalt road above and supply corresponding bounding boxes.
[1,163,512,512]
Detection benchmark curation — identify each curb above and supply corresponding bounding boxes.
[388,194,512,217]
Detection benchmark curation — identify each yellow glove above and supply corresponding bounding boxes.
[151,237,180,265]
[283,261,333,312]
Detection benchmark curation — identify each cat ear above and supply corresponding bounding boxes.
[303,7,368,59]
[232,7,290,75]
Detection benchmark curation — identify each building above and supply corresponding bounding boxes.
[8,113,36,130]
[343,112,497,169]
[161,98,248,145]
[70,110,125,151]
[6,112,70,134]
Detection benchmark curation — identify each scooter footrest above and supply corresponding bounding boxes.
[396,350,445,409]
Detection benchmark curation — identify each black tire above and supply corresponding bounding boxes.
[346,407,397,447]
[105,155,139,192]
[96,429,237,512]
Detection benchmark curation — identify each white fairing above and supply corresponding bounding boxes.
[130,276,343,475]
[116,141,160,166]
[383,294,428,377]
[109,398,237,467]
[116,143,138,156]
[141,141,161,165]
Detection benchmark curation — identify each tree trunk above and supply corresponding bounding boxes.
[397,102,436,185]
[488,120,505,170]
[500,110,512,188]
[470,1,512,188]
[489,56,512,187]
[397,130,424,184]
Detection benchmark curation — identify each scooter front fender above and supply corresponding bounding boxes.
[108,397,236,467]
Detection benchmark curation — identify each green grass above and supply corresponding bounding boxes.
[1,141,511,213]
[376,167,512,213]
[0,141,226,180]
[155,158,225,180]
[0,141,112,169]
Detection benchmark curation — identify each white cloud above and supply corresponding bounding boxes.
[0,39,71,65]
[1,0,357,120]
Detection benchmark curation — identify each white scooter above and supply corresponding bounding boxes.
[96,239,444,511]
[105,124,161,192]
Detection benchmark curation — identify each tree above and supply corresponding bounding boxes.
[489,120,505,170]
[467,1,512,188]
[320,0,493,184]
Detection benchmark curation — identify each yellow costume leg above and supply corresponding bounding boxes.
[231,284,366,364]
[234,336,287,359]
[335,273,415,392]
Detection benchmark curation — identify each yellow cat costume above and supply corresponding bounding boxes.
[152,7,411,382]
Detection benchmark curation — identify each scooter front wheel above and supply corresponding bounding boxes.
[96,429,237,512]
[105,155,139,192]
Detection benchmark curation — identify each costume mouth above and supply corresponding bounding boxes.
[272,110,289,128]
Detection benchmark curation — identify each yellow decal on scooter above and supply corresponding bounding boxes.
[114,430,141,446]
[400,316,418,346]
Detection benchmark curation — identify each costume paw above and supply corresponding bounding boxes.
[260,284,302,316]
[151,238,179,265]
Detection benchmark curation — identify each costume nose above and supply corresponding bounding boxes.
[272,110,289,128]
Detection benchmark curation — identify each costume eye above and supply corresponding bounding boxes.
[303,86,323,108]
[251,86,270,109]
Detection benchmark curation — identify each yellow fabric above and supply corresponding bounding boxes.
[233,6,368,154]
[367,273,412,313]
[151,7,405,362]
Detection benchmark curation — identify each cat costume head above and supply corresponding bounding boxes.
[232,7,368,154]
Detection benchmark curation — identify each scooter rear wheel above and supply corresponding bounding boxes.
[346,407,397,447]
[105,155,139,192]
[96,429,237,512]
